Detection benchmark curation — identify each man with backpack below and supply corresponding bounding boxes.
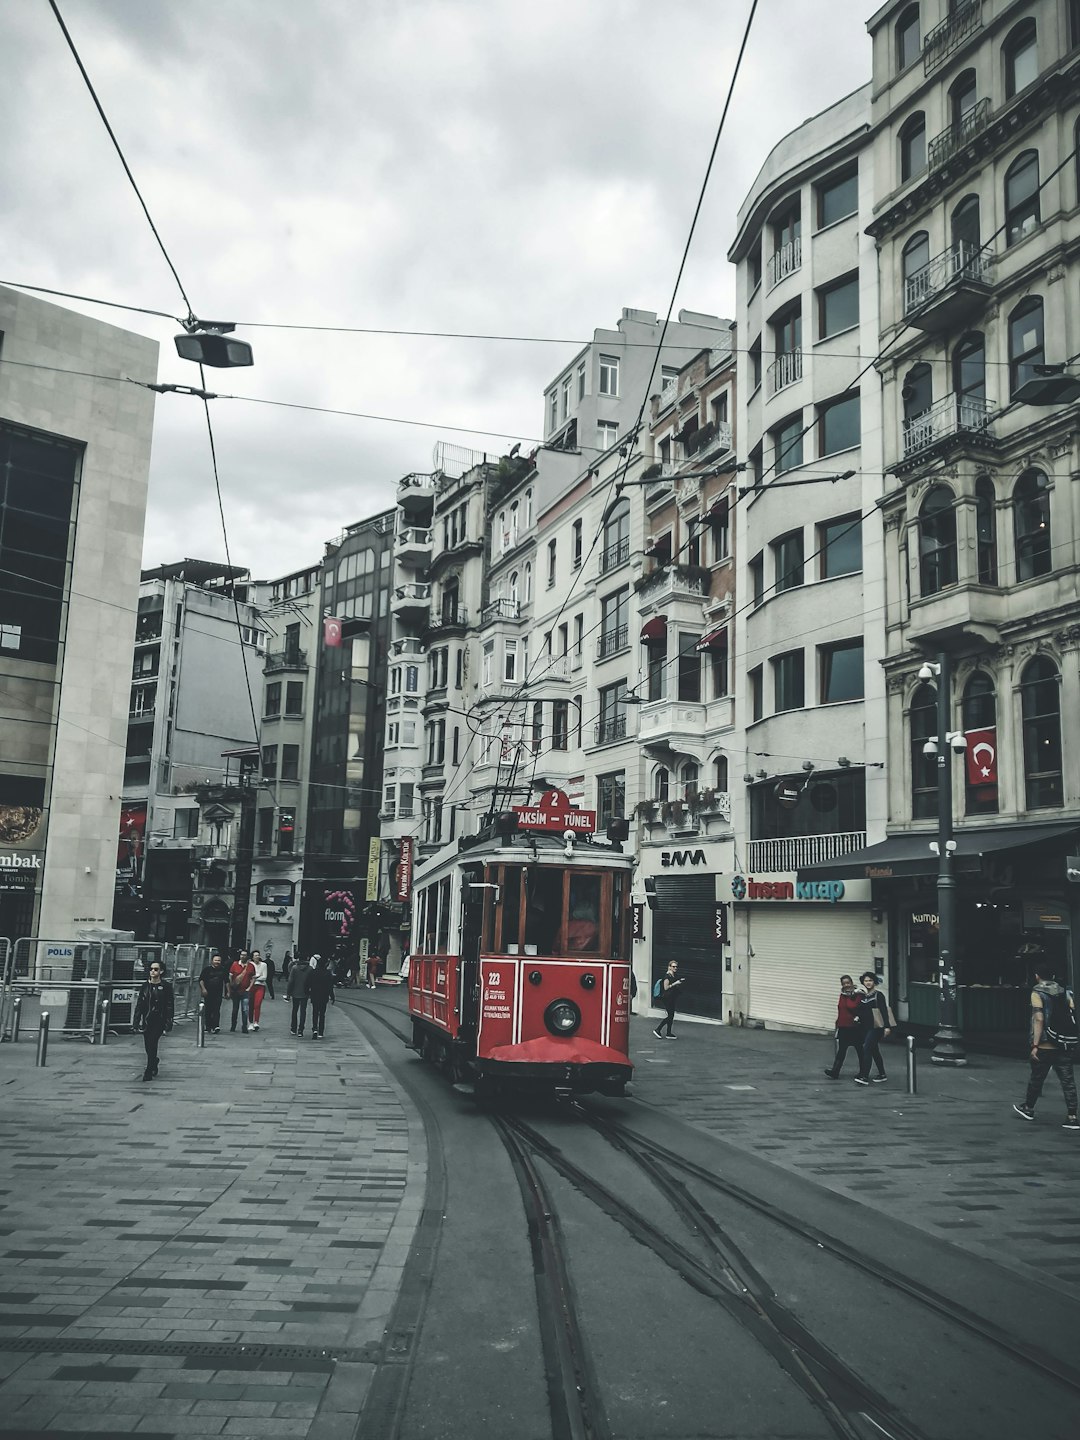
[1013,963,1078,1129]
[652,960,686,1040]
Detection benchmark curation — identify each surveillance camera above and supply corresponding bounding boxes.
[949,733,968,752]
[802,761,814,772]
[563,829,576,843]
[922,739,937,756]
[918,663,935,681]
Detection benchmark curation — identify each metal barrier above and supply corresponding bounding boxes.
[0,935,13,1041]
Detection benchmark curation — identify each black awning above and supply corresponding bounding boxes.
[797,822,1080,882]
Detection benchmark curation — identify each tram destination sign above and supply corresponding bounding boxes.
[511,788,596,834]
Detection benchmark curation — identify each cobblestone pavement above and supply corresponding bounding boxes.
[0,997,424,1439]
[630,1011,1080,1295]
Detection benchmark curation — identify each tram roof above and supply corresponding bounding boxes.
[413,828,634,887]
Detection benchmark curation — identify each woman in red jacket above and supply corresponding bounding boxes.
[823,975,863,1079]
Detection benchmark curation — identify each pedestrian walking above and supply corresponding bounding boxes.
[854,971,895,1085]
[198,951,227,1033]
[265,953,277,1000]
[824,974,863,1079]
[1013,963,1079,1129]
[652,959,686,1040]
[307,954,336,1040]
[228,951,255,1033]
[286,954,310,1036]
[132,961,174,1081]
[281,950,293,981]
[368,930,389,989]
[249,950,268,1029]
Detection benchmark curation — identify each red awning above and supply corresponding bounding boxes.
[640,615,667,645]
[697,625,728,651]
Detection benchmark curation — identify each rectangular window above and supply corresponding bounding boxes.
[750,551,765,607]
[711,642,729,699]
[399,782,415,818]
[599,354,620,396]
[749,665,764,722]
[552,700,569,750]
[573,614,583,659]
[452,726,460,765]
[772,530,804,592]
[820,640,864,703]
[711,392,729,427]
[816,166,858,229]
[597,420,619,451]
[597,771,626,826]
[677,633,702,702]
[773,415,804,475]
[281,744,300,780]
[548,391,558,432]
[647,633,667,702]
[561,375,571,421]
[818,515,862,578]
[818,393,860,455]
[265,681,281,716]
[773,650,805,712]
[285,680,304,715]
[277,809,295,854]
[173,808,199,840]
[504,638,518,682]
[257,808,274,855]
[572,518,583,568]
[577,362,586,400]
[261,744,277,779]
[598,681,628,743]
[748,243,762,292]
[750,334,762,391]
[599,588,629,657]
[818,273,859,338]
[482,639,494,686]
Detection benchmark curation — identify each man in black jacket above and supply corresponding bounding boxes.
[198,952,226,1033]
[133,962,175,1081]
[307,955,336,1040]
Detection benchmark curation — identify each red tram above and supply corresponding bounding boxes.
[407,795,634,1098]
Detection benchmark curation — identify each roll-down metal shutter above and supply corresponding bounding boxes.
[652,874,723,1019]
[747,908,870,1030]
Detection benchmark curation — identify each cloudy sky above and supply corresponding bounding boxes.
[2,0,872,579]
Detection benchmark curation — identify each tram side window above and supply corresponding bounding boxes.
[436,876,452,952]
[525,868,563,955]
[567,874,602,953]
[420,886,437,954]
[499,866,523,952]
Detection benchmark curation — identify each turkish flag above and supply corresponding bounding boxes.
[323,616,343,648]
[965,727,998,787]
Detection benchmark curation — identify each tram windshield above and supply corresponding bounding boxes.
[487,865,619,957]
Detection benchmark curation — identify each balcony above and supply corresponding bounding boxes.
[746,831,866,874]
[128,701,156,720]
[135,616,163,644]
[907,582,1007,649]
[391,582,432,622]
[392,636,426,658]
[597,624,629,660]
[394,526,433,568]
[904,240,993,333]
[901,394,997,465]
[692,421,733,460]
[634,564,709,607]
[397,472,437,515]
[766,238,801,291]
[638,697,730,749]
[767,349,802,397]
[426,605,468,633]
[928,98,991,173]
[481,597,520,624]
[594,715,628,745]
[658,381,678,410]
[264,648,307,674]
[599,536,630,573]
[923,0,981,74]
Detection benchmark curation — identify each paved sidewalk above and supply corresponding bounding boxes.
[631,1010,1080,1294]
[0,1000,424,1439]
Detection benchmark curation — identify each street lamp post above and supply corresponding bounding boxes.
[921,652,967,1066]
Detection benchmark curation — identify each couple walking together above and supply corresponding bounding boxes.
[825,972,895,1085]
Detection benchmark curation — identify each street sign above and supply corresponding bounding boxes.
[511,788,596,834]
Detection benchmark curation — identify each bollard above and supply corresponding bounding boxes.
[36,1011,50,1067]
[98,999,110,1047]
[197,1001,206,1049]
[906,1033,918,1094]
[11,995,21,1042]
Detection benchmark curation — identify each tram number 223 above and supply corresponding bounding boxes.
[487,972,501,986]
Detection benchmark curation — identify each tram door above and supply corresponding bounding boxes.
[459,865,485,1034]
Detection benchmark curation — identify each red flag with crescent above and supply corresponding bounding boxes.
[323,616,343,648]
[965,727,997,787]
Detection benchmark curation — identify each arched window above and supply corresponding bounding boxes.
[902,231,930,311]
[654,766,670,802]
[509,501,519,546]
[509,571,520,606]
[602,497,630,570]
[680,762,700,802]
[950,68,978,127]
[902,361,934,455]
[910,682,938,819]
[498,509,508,551]
[951,194,980,257]
[900,112,927,182]
[962,672,998,815]
[1005,151,1040,245]
[714,755,729,792]
[1014,469,1052,581]
[896,5,920,71]
[953,331,985,426]
[976,475,998,585]
[1004,18,1038,97]
[523,562,533,603]
[919,485,958,595]
[1008,296,1044,396]
[1021,656,1063,809]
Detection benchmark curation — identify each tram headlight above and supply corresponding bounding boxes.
[544,999,581,1036]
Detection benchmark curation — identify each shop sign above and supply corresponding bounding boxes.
[731,874,848,903]
[256,880,295,907]
[660,848,708,867]
[365,836,381,901]
[1023,901,1069,931]
[713,903,728,943]
[396,837,414,901]
[512,788,596,834]
[631,903,644,940]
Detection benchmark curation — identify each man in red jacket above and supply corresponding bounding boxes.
[823,974,862,1079]
[228,951,255,1033]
